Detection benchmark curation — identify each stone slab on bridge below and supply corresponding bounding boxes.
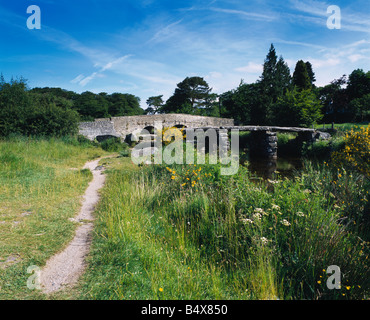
[188,125,330,159]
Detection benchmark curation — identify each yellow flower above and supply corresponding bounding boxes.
[171,176,176,180]
[159,287,163,292]
[317,281,321,284]
[346,286,351,290]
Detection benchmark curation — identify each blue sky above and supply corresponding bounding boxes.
[0,0,370,108]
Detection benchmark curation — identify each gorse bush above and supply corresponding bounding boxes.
[332,125,370,178]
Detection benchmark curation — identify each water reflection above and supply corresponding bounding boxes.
[245,156,303,180]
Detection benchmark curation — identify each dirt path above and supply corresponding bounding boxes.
[40,158,107,294]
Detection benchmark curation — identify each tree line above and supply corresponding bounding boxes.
[1,43,369,137]
[146,44,370,127]
[0,76,142,137]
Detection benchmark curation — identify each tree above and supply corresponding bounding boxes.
[317,75,349,123]
[293,60,312,90]
[305,61,316,87]
[270,87,323,127]
[163,76,214,114]
[220,81,260,125]
[258,44,292,124]
[346,69,370,101]
[349,93,370,122]
[0,78,79,137]
[74,91,108,120]
[145,95,164,114]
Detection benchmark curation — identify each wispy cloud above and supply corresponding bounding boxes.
[209,7,278,22]
[289,0,370,33]
[72,55,131,86]
[234,62,263,74]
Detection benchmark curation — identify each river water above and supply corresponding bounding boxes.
[243,156,304,180]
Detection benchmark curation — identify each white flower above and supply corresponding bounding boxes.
[281,219,291,226]
[272,204,280,210]
[241,218,254,224]
[255,207,268,216]
[260,237,269,245]
[296,211,305,217]
[253,212,262,220]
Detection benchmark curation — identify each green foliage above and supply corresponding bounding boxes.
[293,60,312,90]
[270,87,323,127]
[0,78,79,137]
[80,161,370,300]
[349,93,370,122]
[332,125,370,178]
[145,95,164,115]
[347,69,370,101]
[100,137,126,152]
[31,87,143,121]
[220,82,260,125]
[162,76,217,115]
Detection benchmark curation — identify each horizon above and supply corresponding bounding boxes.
[1,0,370,109]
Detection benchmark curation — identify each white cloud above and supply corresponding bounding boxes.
[234,62,263,74]
[309,57,341,69]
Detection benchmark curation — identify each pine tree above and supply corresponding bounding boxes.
[258,44,292,124]
[293,60,312,90]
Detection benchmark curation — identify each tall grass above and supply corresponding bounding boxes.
[80,156,369,300]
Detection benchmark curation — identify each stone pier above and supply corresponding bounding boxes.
[249,131,278,159]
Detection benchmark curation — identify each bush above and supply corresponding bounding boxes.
[100,137,125,152]
[0,78,79,137]
[302,136,345,159]
[332,125,370,178]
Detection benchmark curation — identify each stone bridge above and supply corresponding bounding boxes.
[193,125,330,159]
[79,114,330,159]
[78,114,234,142]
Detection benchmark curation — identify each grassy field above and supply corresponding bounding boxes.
[0,136,107,299]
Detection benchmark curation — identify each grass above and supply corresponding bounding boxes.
[1,128,369,300]
[79,155,370,300]
[0,136,107,299]
[315,122,369,132]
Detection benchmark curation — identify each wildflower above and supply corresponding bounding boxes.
[296,211,305,217]
[241,218,254,224]
[253,212,262,221]
[260,237,269,245]
[159,288,163,292]
[346,286,351,290]
[171,176,176,180]
[272,204,280,210]
[317,281,321,284]
[281,219,291,226]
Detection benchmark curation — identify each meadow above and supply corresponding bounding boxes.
[79,130,370,300]
[0,126,369,300]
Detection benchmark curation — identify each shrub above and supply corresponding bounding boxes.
[0,78,79,137]
[100,137,125,152]
[332,125,370,178]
